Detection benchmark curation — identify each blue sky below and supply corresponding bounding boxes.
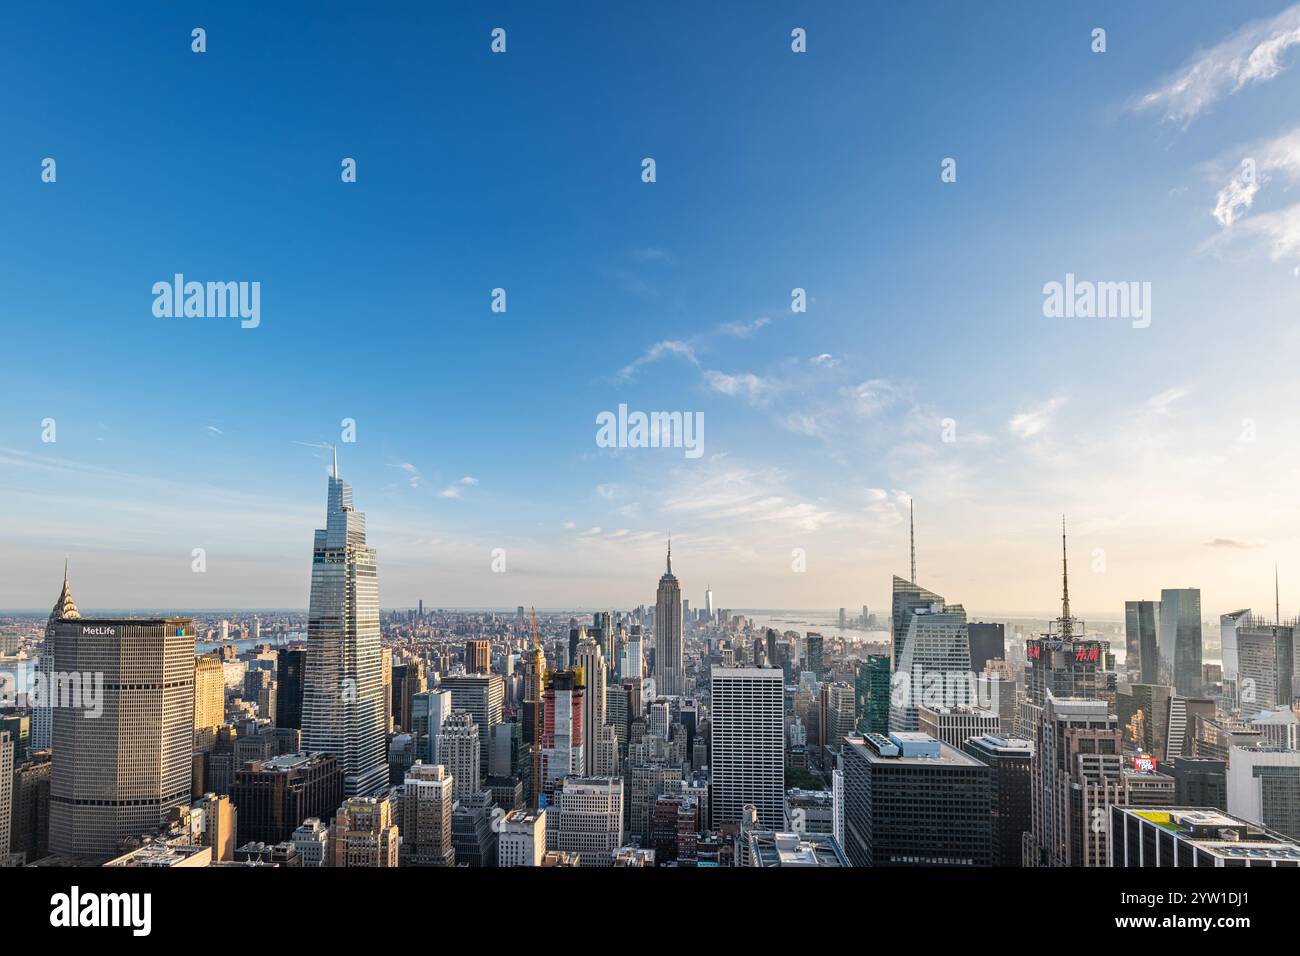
[4,1,1300,616]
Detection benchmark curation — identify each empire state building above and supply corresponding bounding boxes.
[655,541,684,697]
[302,451,388,797]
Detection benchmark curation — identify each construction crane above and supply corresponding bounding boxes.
[530,607,543,807]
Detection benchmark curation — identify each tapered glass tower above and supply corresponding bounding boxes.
[302,452,388,797]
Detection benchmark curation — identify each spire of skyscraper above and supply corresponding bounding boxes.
[1276,564,1281,626]
[909,498,916,584]
[332,444,339,480]
[666,536,672,576]
[1059,515,1072,639]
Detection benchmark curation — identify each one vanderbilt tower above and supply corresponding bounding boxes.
[302,450,388,797]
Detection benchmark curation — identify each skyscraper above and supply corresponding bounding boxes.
[0,731,12,862]
[465,639,490,675]
[966,622,1006,675]
[401,763,455,866]
[32,560,80,751]
[1023,696,1123,867]
[573,639,607,776]
[889,601,972,732]
[841,731,992,867]
[1158,588,1204,698]
[49,617,196,860]
[540,669,585,795]
[302,454,388,798]
[655,542,684,697]
[275,648,306,730]
[1125,601,1160,684]
[440,673,505,779]
[438,711,482,804]
[710,666,784,829]
[546,777,625,867]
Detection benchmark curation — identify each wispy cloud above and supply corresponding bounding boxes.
[1136,4,1300,125]
[206,425,223,436]
[438,476,479,499]
[1008,396,1065,439]
[615,339,699,383]
[1148,387,1190,414]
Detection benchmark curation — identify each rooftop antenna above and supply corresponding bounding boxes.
[909,499,916,584]
[1276,564,1281,626]
[1060,515,1073,639]
[332,444,338,480]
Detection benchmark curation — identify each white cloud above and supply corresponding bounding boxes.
[615,340,698,382]
[1148,387,1190,414]
[1008,396,1065,439]
[1136,4,1300,124]
[704,370,774,406]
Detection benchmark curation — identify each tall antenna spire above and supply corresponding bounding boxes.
[332,445,339,480]
[1060,514,1073,638]
[666,536,672,575]
[1276,564,1281,625]
[909,498,916,583]
[63,555,70,586]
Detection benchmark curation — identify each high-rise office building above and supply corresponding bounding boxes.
[328,794,399,867]
[1220,608,1249,699]
[229,751,344,846]
[842,731,992,867]
[574,639,608,776]
[918,705,1000,750]
[1234,614,1297,711]
[9,750,52,864]
[855,655,890,735]
[1023,696,1123,867]
[302,455,388,798]
[499,807,546,866]
[401,762,455,866]
[966,622,1006,675]
[1125,601,1160,684]
[806,633,825,680]
[1227,745,1300,840]
[962,734,1032,866]
[1158,588,1204,698]
[819,682,857,755]
[655,542,684,697]
[1160,757,1227,812]
[889,601,971,732]
[540,669,585,794]
[291,817,329,867]
[49,617,195,860]
[465,639,491,675]
[890,576,945,671]
[438,712,482,804]
[193,653,225,756]
[704,585,714,621]
[411,688,451,764]
[440,673,505,779]
[32,560,80,751]
[546,777,625,867]
[710,666,784,829]
[1026,525,1110,707]
[275,648,306,730]
[0,731,12,861]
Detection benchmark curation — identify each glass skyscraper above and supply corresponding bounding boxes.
[302,454,388,798]
[1158,588,1204,698]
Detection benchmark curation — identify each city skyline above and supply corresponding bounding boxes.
[5,2,1300,615]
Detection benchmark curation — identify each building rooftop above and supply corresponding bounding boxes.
[745,831,848,867]
[848,732,985,767]
[1122,807,1300,861]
